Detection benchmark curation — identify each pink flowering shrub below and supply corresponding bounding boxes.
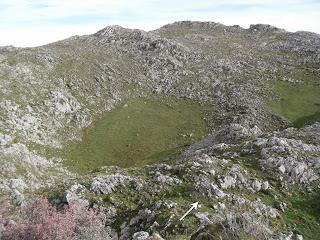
[1,198,110,240]
[0,199,11,236]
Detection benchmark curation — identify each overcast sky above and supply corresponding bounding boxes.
[0,0,319,47]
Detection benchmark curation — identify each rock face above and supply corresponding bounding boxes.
[91,173,133,194]
[256,135,320,184]
[0,21,320,239]
[132,231,149,240]
[65,184,89,206]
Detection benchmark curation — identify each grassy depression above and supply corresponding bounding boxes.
[63,97,213,173]
[267,67,320,128]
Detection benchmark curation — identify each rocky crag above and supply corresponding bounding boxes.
[0,21,319,239]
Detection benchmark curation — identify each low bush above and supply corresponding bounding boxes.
[0,197,110,240]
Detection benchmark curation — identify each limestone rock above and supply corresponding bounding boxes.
[133,231,150,240]
[91,173,132,194]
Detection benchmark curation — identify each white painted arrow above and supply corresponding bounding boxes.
[179,202,199,221]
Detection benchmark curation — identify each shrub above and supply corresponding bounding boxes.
[220,210,274,240]
[1,197,110,240]
[0,199,11,239]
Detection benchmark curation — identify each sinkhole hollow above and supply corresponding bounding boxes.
[63,97,214,173]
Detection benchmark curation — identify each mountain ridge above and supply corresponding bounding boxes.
[0,20,319,239]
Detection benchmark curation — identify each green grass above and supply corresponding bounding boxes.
[63,97,213,173]
[281,190,320,240]
[224,151,320,239]
[266,67,320,128]
[252,187,320,240]
[232,184,320,240]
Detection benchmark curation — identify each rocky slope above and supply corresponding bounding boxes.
[0,21,319,239]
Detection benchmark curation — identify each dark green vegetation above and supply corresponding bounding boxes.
[281,190,320,240]
[220,139,320,240]
[267,66,320,128]
[259,188,320,240]
[63,97,213,173]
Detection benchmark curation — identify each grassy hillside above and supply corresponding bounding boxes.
[267,66,320,127]
[63,97,214,173]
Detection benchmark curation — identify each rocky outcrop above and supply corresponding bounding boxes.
[91,173,133,194]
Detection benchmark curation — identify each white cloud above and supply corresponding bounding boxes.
[0,0,319,47]
[0,25,100,47]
